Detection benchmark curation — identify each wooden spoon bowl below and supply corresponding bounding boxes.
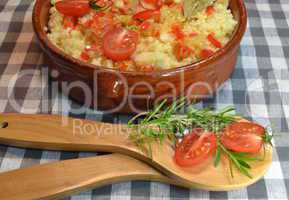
[0,113,272,190]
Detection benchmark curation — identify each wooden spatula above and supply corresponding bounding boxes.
[0,113,272,190]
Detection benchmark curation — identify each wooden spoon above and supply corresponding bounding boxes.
[0,154,177,200]
[0,113,272,190]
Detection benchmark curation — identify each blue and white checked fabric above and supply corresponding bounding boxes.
[0,0,289,199]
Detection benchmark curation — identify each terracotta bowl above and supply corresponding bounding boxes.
[32,0,247,113]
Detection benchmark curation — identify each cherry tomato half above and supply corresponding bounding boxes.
[220,122,265,153]
[55,0,91,17]
[174,128,217,167]
[102,27,139,61]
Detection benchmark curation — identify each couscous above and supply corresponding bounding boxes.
[47,0,237,71]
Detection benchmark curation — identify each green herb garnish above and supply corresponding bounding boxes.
[128,98,235,156]
[219,143,252,178]
[214,145,221,167]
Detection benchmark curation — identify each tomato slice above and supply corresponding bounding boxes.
[55,0,91,17]
[221,122,265,153]
[133,9,160,21]
[174,128,217,167]
[102,27,139,61]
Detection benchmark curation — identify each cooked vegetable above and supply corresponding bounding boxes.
[207,33,222,48]
[200,48,214,59]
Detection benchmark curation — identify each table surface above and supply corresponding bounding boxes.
[1,0,289,199]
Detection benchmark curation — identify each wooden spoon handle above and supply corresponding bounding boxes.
[0,113,135,152]
[0,154,174,200]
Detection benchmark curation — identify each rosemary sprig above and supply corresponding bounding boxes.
[128,98,236,157]
[218,142,253,178]
[214,145,221,167]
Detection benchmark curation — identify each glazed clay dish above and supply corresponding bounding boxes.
[32,0,247,113]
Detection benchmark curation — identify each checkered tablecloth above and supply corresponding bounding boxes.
[0,0,289,199]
